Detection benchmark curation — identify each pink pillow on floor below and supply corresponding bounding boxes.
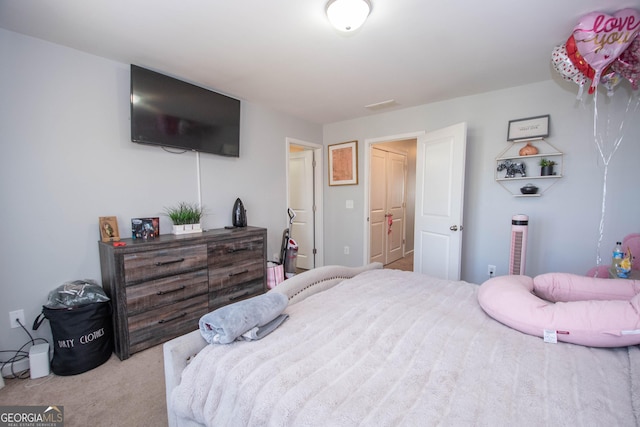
[478,273,640,348]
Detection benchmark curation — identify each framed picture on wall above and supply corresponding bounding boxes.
[328,140,358,186]
[507,115,550,141]
[99,216,120,242]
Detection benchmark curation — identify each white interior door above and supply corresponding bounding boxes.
[370,147,406,265]
[289,150,314,270]
[414,123,467,280]
[386,151,406,264]
[369,148,386,264]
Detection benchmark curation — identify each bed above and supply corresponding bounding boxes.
[163,264,640,426]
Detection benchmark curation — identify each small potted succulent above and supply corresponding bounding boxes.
[164,202,204,234]
[539,158,557,176]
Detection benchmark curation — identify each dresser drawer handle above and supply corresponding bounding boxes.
[228,269,249,277]
[155,258,185,266]
[156,285,186,296]
[227,247,249,253]
[229,291,250,301]
[158,312,187,324]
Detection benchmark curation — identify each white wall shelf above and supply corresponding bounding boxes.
[495,138,563,196]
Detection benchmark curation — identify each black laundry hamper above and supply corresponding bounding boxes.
[33,281,114,376]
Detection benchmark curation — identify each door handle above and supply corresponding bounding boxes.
[450,225,458,231]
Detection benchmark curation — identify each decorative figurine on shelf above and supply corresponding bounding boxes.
[497,159,526,178]
[518,142,539,156]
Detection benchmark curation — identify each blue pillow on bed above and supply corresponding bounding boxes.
[199,292,288,344]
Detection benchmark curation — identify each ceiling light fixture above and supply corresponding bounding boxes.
[326,0,371,32]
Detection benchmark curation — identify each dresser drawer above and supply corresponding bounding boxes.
[208,259,264,291]
[124,244,207,284]
[209,280,265,310]
[128,295,208,353]
[126,269,208,316]
[208,235,264,269]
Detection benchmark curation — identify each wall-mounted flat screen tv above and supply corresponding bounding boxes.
[130,64,240,157]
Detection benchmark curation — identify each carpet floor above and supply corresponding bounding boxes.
[384,252,413,271]
[0,344,166,426]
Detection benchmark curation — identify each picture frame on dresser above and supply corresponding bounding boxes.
[99,216,120,242]
[131,217,159,239]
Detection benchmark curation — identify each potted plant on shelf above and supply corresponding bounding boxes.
[539,158,557,176]
[164,202,204,235]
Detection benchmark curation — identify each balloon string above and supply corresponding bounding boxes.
[596,162,608,267]
[593,90,605,270]
[592,92,637,268]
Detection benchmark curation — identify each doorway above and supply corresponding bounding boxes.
[286,138,324,270]
[363,124,466,279]
[365,136,417,267]
[369,146,409,265]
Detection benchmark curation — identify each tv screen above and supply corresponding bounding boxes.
[130,65,240,157]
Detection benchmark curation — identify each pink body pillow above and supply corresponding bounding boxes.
[478,273,640,347]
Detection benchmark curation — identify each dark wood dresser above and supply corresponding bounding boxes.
[98,226,267,360]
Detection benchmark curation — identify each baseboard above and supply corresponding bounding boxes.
[1,358,30,378]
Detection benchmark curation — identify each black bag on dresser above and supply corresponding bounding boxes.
[32,280,114,376]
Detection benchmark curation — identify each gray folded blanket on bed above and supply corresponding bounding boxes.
[241,313,289,341]
[199,292,289,344]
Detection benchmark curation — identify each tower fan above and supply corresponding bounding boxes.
[509,214,529,275]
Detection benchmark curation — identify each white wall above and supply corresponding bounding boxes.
[323,79,640,284]
[0,29,321,352]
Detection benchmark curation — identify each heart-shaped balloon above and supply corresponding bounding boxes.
[573,8,640,92]
[612,37,640,90]
[551,42,588,97]
[565,35,595,89]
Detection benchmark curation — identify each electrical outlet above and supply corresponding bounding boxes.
[488,265,496,278]
[344,246,350,255]
[9,309,25,329]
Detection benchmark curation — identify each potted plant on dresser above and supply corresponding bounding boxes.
[539,158,557,176]
[165,202,204,234]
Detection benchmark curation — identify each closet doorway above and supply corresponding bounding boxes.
[368,140,416,266]
[286,138,324,270]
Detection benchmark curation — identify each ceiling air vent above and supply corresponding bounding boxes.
[364,99,398,111]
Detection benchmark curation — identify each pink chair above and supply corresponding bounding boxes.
[586,233,640,277]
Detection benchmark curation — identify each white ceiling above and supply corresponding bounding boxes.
[1,0,637,124]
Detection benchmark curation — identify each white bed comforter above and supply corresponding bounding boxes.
[172,269,640,426]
